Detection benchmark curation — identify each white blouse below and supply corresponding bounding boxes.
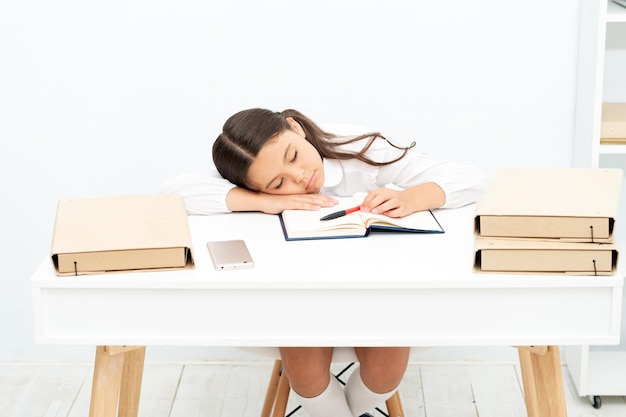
[159,135,488,215]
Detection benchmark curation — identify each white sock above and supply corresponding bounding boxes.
[345,366,396,417]
[291,376,353,417]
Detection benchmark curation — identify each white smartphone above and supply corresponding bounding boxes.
[206,240,255,270]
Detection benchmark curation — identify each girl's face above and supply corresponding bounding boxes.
[246,119,325,195]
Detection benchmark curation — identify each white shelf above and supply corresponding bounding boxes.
[607,1,626,22]
[565,280,626,396]
[567,0,626,402]
[573,0,626,167]
[600,144,626,154]
[566,349,626,396]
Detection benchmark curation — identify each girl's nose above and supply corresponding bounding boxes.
[290,167,305,183]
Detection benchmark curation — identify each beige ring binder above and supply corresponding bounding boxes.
[50,194,195,276]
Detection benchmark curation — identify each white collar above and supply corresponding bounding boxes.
[322,158,342,188]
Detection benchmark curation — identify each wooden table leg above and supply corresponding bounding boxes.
[89,346,146,417]
[517,345,567,417]
[118,346,146,417]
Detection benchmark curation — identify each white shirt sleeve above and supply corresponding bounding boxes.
[159,171,236,214]
[375,146,489,208]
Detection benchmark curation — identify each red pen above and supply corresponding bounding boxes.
[319,205,361,221]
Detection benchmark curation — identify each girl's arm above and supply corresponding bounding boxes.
[225,187,337,214]
[374,148,489,210]
[159,172,234,214]
[357,141,489,217]
[160,172,336,215]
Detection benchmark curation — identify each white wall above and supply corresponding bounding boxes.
[0,0,583,362]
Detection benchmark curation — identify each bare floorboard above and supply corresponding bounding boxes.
[1,362,625,417]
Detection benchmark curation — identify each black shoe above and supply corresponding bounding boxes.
[359,414,374,417]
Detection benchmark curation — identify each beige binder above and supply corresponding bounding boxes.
[474,168,623,242]
[473,238,618,275]
[600,102,626,141]
[50,194,195,276]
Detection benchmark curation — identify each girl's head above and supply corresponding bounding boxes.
[212,107,415,195]
[212,108,327,195]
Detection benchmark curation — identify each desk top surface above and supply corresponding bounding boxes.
[31,204,623,290]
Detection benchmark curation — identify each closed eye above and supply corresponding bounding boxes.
[274,178,284,189]
[290,151,298,163]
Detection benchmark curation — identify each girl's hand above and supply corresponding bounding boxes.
[226,187,337,214]
[360,183,446,218]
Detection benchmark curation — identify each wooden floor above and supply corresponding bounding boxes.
[1,360,626,417]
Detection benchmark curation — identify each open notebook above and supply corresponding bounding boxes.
[278,192,444,241]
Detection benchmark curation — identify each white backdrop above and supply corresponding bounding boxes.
[0,0,595,361]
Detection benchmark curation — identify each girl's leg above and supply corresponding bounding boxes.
[278,347,353,417]
[347,347,410,416]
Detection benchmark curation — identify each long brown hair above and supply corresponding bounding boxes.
[212,108,415,189]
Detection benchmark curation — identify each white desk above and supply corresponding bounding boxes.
[30,205,623,417]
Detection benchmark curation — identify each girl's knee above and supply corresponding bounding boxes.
[279,347,333,397]
[361,363,406,390]
[357,348,410,391]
